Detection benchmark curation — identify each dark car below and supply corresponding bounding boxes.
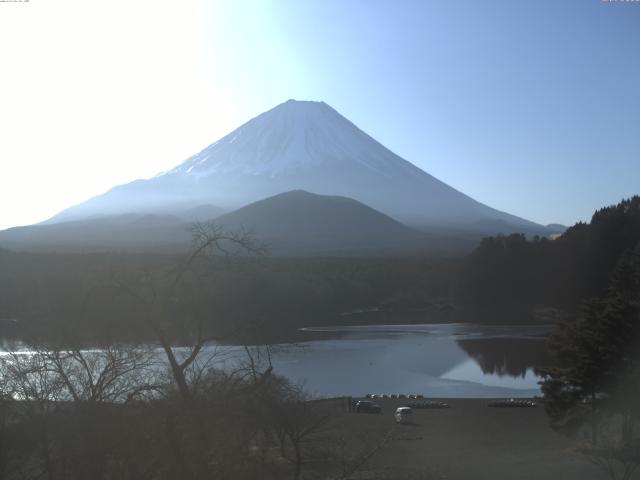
[355,400,382,414]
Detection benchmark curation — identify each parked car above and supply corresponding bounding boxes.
[355,400,382,414]
[394,406,413,424]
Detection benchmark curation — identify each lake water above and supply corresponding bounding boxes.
[1,323,554,398]
[243,323,553,398]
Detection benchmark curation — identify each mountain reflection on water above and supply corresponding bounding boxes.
[455,337,552,378]
[266,323,554,398]
[0,323,555,398]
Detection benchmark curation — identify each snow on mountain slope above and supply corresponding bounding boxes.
[47,99,545,233]
[160,99,422,180]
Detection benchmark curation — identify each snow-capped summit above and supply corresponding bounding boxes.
[159,99,420,180]
[47,99,544,233]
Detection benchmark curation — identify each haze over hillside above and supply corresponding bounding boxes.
[0,190,485,255]
[214,190,427,255]
[0,213,191,253]
[0,191,396,254]
[47,100,553,235]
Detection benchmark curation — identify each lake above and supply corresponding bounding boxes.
[219,323,554,398]
[1,323,554,398]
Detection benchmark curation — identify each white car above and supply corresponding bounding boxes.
[394,406,413,424]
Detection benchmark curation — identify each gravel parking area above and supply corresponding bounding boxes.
[335,398,609,480]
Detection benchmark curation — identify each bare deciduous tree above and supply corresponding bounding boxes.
[108,221,266,479]
[113,221,263,403]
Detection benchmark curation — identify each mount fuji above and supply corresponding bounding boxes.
[47,99,546,234]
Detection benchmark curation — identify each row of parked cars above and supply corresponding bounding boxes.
[488,399,536,408]
[365,393,424,399]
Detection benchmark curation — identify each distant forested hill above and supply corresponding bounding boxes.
[457,196,640,311]
[0,249,456,344]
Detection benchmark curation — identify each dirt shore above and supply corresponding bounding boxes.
[335,398,612,480]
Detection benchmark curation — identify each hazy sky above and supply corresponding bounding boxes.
[1,0,638,230]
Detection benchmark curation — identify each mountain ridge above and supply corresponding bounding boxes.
[46,99,553,235]
[0,190,477,255]
[214,189,428,255]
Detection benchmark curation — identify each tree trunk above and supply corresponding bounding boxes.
[591,392,598,447]
[293,440,302,480]
[621,409,633,446]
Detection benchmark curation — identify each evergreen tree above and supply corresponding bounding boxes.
[459,196,640,310]
[538,244,640,479]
